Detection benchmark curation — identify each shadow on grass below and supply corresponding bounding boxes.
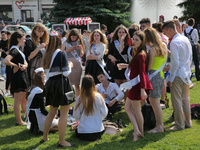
[84,129,170,150]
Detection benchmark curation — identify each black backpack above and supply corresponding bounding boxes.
[191,106,200,120]
[141,103,156,130]
[0,90,8,115]
[184,29,195,46]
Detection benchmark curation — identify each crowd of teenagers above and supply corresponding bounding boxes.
[1,15,199,147]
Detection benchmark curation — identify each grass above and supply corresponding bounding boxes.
[0,78,200,150]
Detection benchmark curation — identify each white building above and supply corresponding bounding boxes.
[131,0,185,24]
[0,0,55,23]
[0,0,185,25]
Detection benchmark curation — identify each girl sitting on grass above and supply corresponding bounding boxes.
[73,75,108,141]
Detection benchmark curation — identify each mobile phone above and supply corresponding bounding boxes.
[18,63,22,68]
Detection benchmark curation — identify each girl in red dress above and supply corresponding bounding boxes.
[119,31,152,141]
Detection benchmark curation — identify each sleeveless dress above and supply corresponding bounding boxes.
[127,53,152,100]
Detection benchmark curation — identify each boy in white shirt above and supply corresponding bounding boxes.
[162,20,192,130]
[96,72,124,120]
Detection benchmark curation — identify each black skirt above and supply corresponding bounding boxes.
[43,75,75,107]
[11,69,29,94]
[110,62,126,80]
[85,60,106,84]
[75,128,105,141]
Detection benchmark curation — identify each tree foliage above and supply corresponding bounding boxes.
[177,0,200,25]
[51,0,132,32]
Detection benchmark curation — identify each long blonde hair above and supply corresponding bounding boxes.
[144,27,166,57]
[43,36,61,69]
[31,23,49,45]
[75,75,96,116]
[88,29,108,54]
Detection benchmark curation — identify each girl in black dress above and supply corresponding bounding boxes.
[4,31,29,126]
[41,32,75,147]
[85,29,109,84]
[108,25,131,87]
[26,68,58,134]
[24,23,49,85]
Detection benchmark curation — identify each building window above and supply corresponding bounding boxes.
[21,10,34,22]
[0,5,12,21]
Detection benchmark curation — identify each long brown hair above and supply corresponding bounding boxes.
[43,36,61,69]
[111,24,130,46]
[66,28,85,50]
[144,27,166,57]
[129,31,146,67]
[31,23,49,45]
[26,71,45,98]
[88,29,108,54]
[75,75,96,116]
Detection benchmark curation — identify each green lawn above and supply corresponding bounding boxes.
[0,78,200,150]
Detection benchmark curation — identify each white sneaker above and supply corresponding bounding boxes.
[160,104,166,109]
[0,77,4,81]
[4,92,9,97]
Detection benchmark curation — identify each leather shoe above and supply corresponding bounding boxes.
[15,123,27,126]
[40,138,49,144]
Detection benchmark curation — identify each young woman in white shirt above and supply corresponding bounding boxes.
[73,75,108,141]
[85,29,109,84]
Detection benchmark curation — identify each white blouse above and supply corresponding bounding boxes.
[73,93,108,133]
[86,42,106,60]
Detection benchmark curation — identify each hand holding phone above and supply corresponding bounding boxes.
[18,63,22,68]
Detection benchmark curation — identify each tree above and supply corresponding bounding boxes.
[177,0,200,26]
[51,0,132,32]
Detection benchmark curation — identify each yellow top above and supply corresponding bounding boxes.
[151,55,167,79]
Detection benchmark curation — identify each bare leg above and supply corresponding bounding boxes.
[75,84,80,98]
[125,98,143,141]
[50,124,59,131]
[14,92,26,125]
[21,92,27,113]
[58,105,72,146]
[130,100,144,139]
[161,80,166,101]
[43,106,58,141]
[114,79,122,87]
[148,97,164,133]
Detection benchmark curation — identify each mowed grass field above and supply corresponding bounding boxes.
[0,78,200,150]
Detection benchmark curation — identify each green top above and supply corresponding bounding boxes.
[151,55,167,79]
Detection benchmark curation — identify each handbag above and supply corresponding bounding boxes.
[61,51,75,101]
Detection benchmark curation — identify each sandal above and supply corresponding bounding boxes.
[148,127,164,134]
